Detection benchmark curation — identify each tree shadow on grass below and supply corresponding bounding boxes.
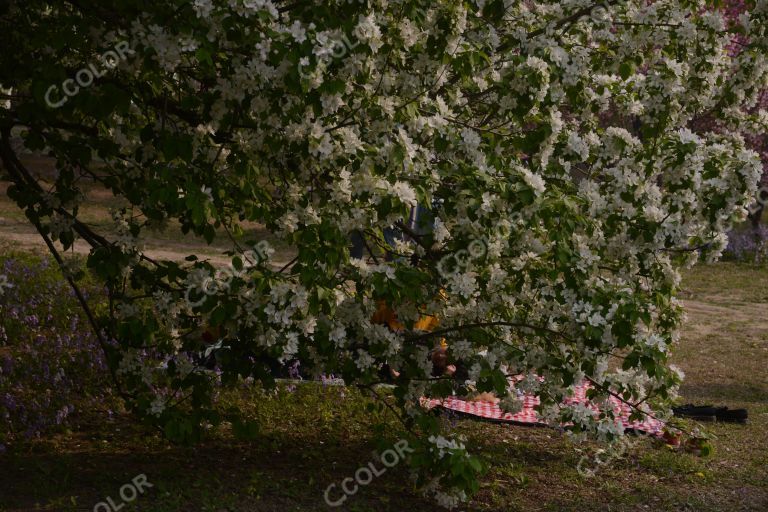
[0,433,439,512]
[0,414,586,512]
[679,381,768,405]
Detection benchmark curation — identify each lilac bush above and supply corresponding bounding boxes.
[724,225,768,263]
[0,254,112,451]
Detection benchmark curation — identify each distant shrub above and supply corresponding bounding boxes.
[723,225,768,263]
[0,253,113,452]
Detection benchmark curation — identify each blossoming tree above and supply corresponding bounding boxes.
[1,0,766,505]
[726,0,768,228]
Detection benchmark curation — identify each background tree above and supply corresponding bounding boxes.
[720,0,767,228]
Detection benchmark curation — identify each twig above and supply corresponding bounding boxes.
[406,321,573,344]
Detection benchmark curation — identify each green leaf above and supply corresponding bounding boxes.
[619,61,635,80]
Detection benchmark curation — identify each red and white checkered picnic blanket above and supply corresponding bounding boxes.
[421,378,665,437]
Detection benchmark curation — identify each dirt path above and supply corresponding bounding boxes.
[683,298,768,341]
[0,180,293,268]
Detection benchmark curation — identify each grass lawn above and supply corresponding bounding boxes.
[0,259,766,512]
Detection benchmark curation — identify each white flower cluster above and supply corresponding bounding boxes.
[427,435,465,459]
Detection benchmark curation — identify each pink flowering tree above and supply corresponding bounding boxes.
[1,0,767,506]
[719,0,767,227]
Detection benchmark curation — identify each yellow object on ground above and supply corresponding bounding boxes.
[372,300,446,348]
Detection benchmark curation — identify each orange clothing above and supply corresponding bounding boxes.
[372,300,446,347]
